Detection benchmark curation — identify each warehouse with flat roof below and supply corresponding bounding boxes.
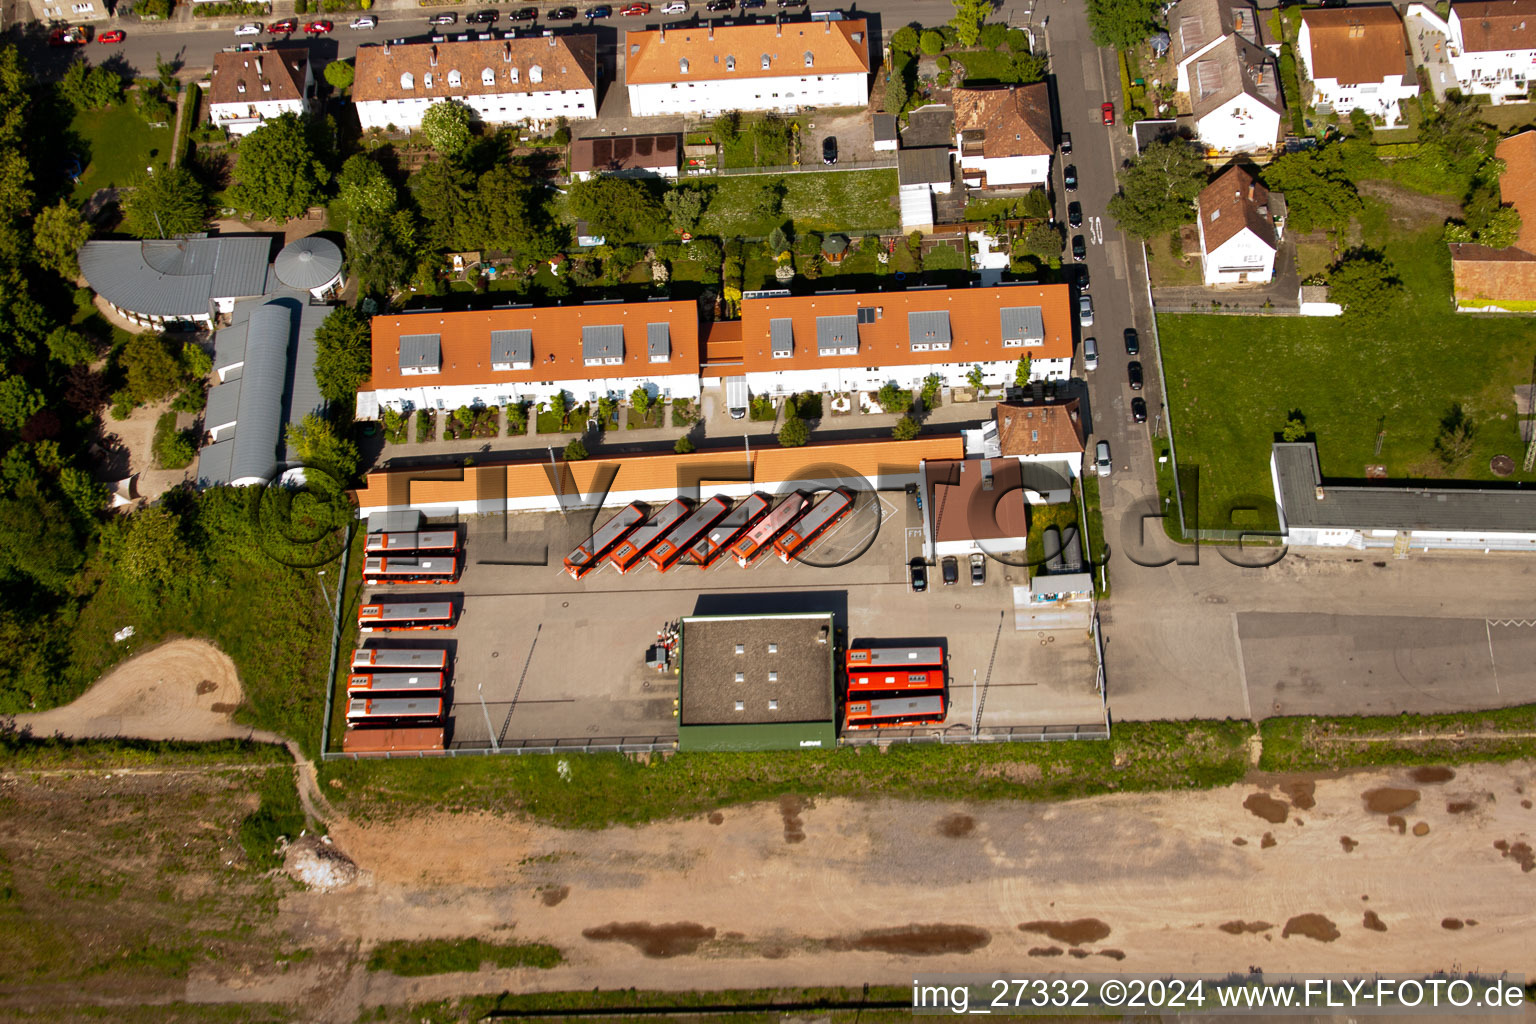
[676,613,836,752]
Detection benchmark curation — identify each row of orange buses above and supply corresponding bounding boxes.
[363,528,462,586]
[842,644,948,731]
[346,645,453,727]
[562,489,854,579]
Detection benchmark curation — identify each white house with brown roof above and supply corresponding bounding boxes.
[971,397,1086,482]
[1168,0,1269,92]
[208,49,312,137]
[352,36,596,132]
[1189,33,1285,154]
[570,133,681,181]
[953,83,1054,188]
[1196,165,1282,285]
[1298,6,1417,126]
[622,20,870,117]
[1445,0,1536,103]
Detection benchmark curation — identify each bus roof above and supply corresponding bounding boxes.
[861,695,945,716]
[351,648,449,669]
[848,646,945,668]
[348,672,445,691]
[360,602,453,620]
[566,502,647,570]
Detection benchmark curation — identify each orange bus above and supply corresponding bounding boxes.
[648,497,730,572]
[564,502,647,579]
[846,668,945,695]
[346,697,445,722]
[845,645,945,671]
[351,647,448,671]
[773,488,853,562]
[362,555,460,585]
[366,530,458,555]
[686,492,772,567]
[843,694,947,731]
[729,492,809,567]
[347,671,446,695]
[608,498,691,574]
[357,602,455,633]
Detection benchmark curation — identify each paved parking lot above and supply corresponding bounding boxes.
[361,490,1106,747]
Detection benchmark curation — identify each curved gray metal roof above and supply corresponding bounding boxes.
[78,237,271,318]
[273,236,343,291]
[227,301,293,485]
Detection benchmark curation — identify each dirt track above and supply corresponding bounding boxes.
[238,761,1536,1020]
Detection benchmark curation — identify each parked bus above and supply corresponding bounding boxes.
[366,530,458,555]
[843,694,947,731]
[686,493,772,567]
[608,498,691,574]
[729,492,809,567]
[357,602,455,633]
[347,671,446,694]
[362,555,460,585]
[773,488,853,562]
[563,502,647,579]
[846,669,945,695]
[845,645,945,671]
[648,497,730,572]
[346,697,445,721]
[351,648,449,671]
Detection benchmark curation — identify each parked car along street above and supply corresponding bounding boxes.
[909,558,927,593]
[1127,361,1144,390]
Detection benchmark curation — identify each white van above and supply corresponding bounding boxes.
[1083,337,1098,371]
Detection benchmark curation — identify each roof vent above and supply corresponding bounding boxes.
[1315,486,1326,501]
[529,64,542,82]
[817,625,829,644]
[734,700,745,711]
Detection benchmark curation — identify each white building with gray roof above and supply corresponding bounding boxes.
[78,235,274,328]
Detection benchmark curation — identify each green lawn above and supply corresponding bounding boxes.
[697,170,898,237]
[1158,224,1536,532]
[950,48,1027,85]
[71,103,173,201]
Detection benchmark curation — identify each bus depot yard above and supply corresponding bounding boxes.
[336,493,1105,756]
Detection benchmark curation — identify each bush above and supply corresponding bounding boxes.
[151,411,195,470]
[891,24,919,55]
[919,29,945,54]
[237,768,306,871]
[778,416,809,447]
[191,1,268,15]
[381,407,407,444]
[415,409,435,442]
[563,438,588,461]
[978,23,1008,48]
[1005,27,1031,52]
[673,436,695,454]
[876,382,911,414]
[505,401,528,435]
[173,83,199,166]
[893,415,921,441]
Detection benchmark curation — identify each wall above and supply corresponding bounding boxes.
[356,88,596,130]
[1202,228,1277,285]
[627,72,866,116]
[1196,96,1283,153]
[368,370,702,413]
[677,720,837,751]
[957,152,1050,187]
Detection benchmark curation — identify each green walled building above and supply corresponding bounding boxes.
[676,612,837,752]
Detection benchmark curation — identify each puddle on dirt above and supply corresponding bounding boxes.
[1363,910,1387,932]
[1019,919,1112,945]
[1218,921,1272,935]
[1386,815,1407,834]
[828,925,991,956]
[938,813,976,838]
[1522,800,1532,810]
[707,812,724,825]
[540,885,569,907]
[1281,914,1340,943]
[1232,837,1248,846]
[1442,918,1465,930]
[195,680,217,695]
[209,702,239,714]
[1097,949,1126,961]
[1243,793,1289,824]
[1466,919,1478,926]
[582,922,717,958]
[1411,766,1456,784]
[1494,839,1535,872]
[1364,788,1420,814]
[1340,836,1358,852]
[1261,832,1277,849]
[1068,949,1090,959]
[1447,801,1477,815]
[1028,947,1063,957]
[779,795,809,844]
[1412,822,1430,836]
[1279,780,1316,810]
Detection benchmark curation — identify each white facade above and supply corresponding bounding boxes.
[1195,95,1283,154]
[955,152,1050,188]
[626,71,866,117]
[1448,8,1536,103]
[1200,226,1277,284]
[365,371,702,416]
[32,0,106,21]
[356,87,594,131]
[209,89,310,137]
[744,356,1070,399]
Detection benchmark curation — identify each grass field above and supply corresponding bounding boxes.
[71,103,172,201]
[697,170,899,237]
[367,938,562,976]
[1157,221,1536,531]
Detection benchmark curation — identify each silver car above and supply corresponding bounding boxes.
[1079,294,1094,326]
[1095,440,1112,477]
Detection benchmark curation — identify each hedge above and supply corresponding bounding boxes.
[172,82,199,167]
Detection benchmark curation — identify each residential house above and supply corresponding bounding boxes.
[207,48,312,137]
[972,396,1086,483]
[570,133,681,181]
[920,457,1032,560]
[1450,129,1536,309]
[623,19,870,116]
[352,36,596,132]
[953,82,1054,189]
[1188,34,1285,154]
[1195,164,1284,285]
[78,235,274,328]
[1298,6,1418,126]
[1446,0,1536,103]
[30,0,105,22]
[1168,0,1268,92]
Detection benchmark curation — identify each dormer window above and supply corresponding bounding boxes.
[804,50,813,66]
[761,53,771,69]
[236,81,246,93]
[726,55,736,71]
[424,72,434,88]
[510,66,519,82]
[529,64,542,83]
[447,69,462,87]
[398,334,442,376]
[481,67,495,85]
[679,57,689,73]
[400,72,414,89]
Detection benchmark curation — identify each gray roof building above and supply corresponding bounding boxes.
[816,314,860,354]
[897,147,952,186]
[78,236,273,321]
[272,235,344,294]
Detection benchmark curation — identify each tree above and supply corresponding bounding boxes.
[876,382,908,414]
[348,208,416,298]
[123,166,207,238]
[120,333,186,404]
[891,25,920,55]
[892,415,921,441]
[563,438,588,461]
[966,365,985,391]
[552,116,571,146]
[778,415,809,447]
[45,326,96,366]
[885,64,910,116]
[336,153,398,221]
[1086,0,1159,49]
[420,99,475,158]
[0,376,43,431]
[1017,220,1063,262]
[712,110,741,143]
[662,188,705,235]
[674,436,696,454]
[154,52,180,93]
[323,59,354,91]
[920,373,942,410]
[1327,250,1402,321]
[32,201,91,279]
[568,176,667,240]
[409,157,473,251]
[228,114,331,222]
[948,0,989,47]
[1013,50,1049,84]
[919,29,945,55]
[312,306,372,404]
[59,57,122,110]
[58,467,107,521]
[114,505,202,599]
[1013,354,1032,387]
[1477,205,1522,248]
[474,162,563,257]
[0,492,85,594]
[1434,403,1476,468]
[1105,139,1208,238]
[1427,93,1489,169]
[1260,145,1362,234]
[748,179,786,223]
[1281,416,1307,442]
[630,385,652,417]
[286,413,360,484]
[1348,107,1374,139]
[151,410,195,469]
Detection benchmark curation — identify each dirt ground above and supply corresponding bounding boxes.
[1355,179,1463,233]
[12,639,256,743]
[98,397,195,503]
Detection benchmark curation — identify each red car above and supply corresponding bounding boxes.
[98,29,126,43]
[1101,101,1115,126]
[303,20,333,34]
[621,2,651,13]
[268,17,297,32]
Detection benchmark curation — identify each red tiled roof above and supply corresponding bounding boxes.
[1452,0,1536,52]
[993,399,1085,458]
[1300,5,1411,86]
[353,36,596,104]
[1495,130,1536,252]
[624,19,869,84]
[953,83,1053,159]
[208,48,308,107]
[1196,164,1278,252]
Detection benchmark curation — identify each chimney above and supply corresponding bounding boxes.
[660,23,666,40]
[1247,183,1255,200]
[824,18,831,32]
[430,45,438,67]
